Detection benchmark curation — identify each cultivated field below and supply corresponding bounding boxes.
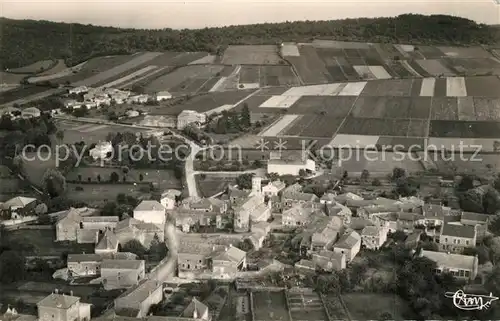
[342,294,410,321]
[339,151,424,174]
[0,71,26,85]
[222,45,283,65]
[151,89,255,115]
[252,291,290,321]
[144,65,225,95]
[0,85,50,104]
[8,59,55,74]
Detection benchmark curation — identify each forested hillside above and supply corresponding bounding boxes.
[0,14,497,69]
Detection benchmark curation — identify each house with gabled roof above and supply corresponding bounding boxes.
[95,230,119,255]
[67,254,102,278]
[133,200,166,226]
[114,279,163,317]
[100,259,145,289]
[439,223,476,254]
[262,180,286,197]
[2,196,38,218]
[420,250,478,281]
[212,245,246,278]
[460,211,491,241]
[182,298,211,321]
[361,225,388,250]
[115,217,165,247]
[282,204,316,227]
[56,208,83,241]
[37,292,91,321]
[333,230,361,262]
[312,250,346,272]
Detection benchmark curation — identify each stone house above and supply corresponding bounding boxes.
[67,254,102,278]
[1,196,38,218]
[294,259,316,273]
[114,279,163,317]
[182,298,211,321]
[361,225,388,250]
[177,242,220,279]
[282,204,316,227]
[115,218,165,248]
[80,216,118,231]
[133,200,166,226]
[212,245,247,279]
[311,216,344,252]
[100,260,145,289]
[37,293,91,321]
[160,189,181,210]
[173,209,221,233]
[312,250,346,272]
[56,208,83,242]
[261,180,286,197]
[333,230,361,263]
[439,223,476,254]
[460,211,490,241]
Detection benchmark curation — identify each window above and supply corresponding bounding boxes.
[445,238,448,242]
[466,240,469,245]
[465,271,470,277]
[199,260,202,263]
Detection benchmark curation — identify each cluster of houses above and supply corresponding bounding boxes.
[65,86,173,110]
[0,106,42,119]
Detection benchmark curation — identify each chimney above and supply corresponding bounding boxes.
[55,289,59,294]
[70,290,73,297]
[193,309,198,319]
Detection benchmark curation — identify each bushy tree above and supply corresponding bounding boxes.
[236,173,254,190]
[148,234,168,262]
[121,240,148,259]
[0,250,26,283]
[43,168,67,197]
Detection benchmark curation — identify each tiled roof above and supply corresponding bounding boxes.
[82,216,119,223]
[101,259,144,270]
[421,250,477,271]
[295,259,316,269]
[441,223,476,239]
[361,226,382,237]
[335,231,361,249]
[182,298,209,318]
[95,230,118,250]
[134,200,165,212]
[461,211,490,223]
[213,246,246,263]
[116,279,162,302]
[4,196,37,208]
[37,293,79,309]
[283,192,318,202]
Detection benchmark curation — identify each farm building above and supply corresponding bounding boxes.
[419,250,478,281]
[21,107,41,118]
[133,200,166,226]
[69,86,89,95]
[127,94,149,104]
[267,157,316,176]
[37,293,91,321]
[156,91,172,101]
[177,110,207,130]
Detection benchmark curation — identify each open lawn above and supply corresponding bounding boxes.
[0,85,51,104]
[66,167,181,189]
[342,293,411,321]
[339,150,424,174]
[27,61,87,84]
[0,72,26,85]
[6,229,94,256]
[196,175,235,198]
[222,45,283,65]
[56,120,145,144]
[252,291,290,321]
[66,183,148,204]
[8,60,56,74]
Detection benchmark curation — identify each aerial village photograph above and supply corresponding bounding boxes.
[3,0,500,320]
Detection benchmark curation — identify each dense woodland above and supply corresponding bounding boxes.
[1,14,497,69]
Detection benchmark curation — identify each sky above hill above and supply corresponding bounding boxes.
[2,0,499,29]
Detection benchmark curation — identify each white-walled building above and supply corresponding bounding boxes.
[160,189,182,210]
[267,157,316,176]
[133,200,166,226]
[177,110,207,130]
[22,107,41,118]
[69,86,89,95]
[262,180,286,197]
[156,91,172,101]
[37,292,91,321]
[89,141,113,160]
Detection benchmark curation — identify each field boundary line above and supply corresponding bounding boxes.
[334,57,350,81]
[283,290,294,321]
[338,295,353,321]
[331,94,361,139]
[425,96,434,150]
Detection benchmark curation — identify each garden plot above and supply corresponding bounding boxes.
[252,291,290,321]
[281,43,300,56]
[98,65,159,89]
[288,96,356,116]
[465,76,500,97]
[416,59,455,77]
[419,78,436,96]
[429,120,500,138]
[222,45,282,64]
[473,98,500,121]
[330,134,380,147]
[287,289,328,321]
[457,97,476,121]
[259,95,301,108]
[259,114,300,136]
[240,66,260,83]
[446,77,467,97]
[73,52,163,86]
[360,79,413,96]
[431,97,459,120]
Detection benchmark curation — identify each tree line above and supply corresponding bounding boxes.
[1,14,497,69]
